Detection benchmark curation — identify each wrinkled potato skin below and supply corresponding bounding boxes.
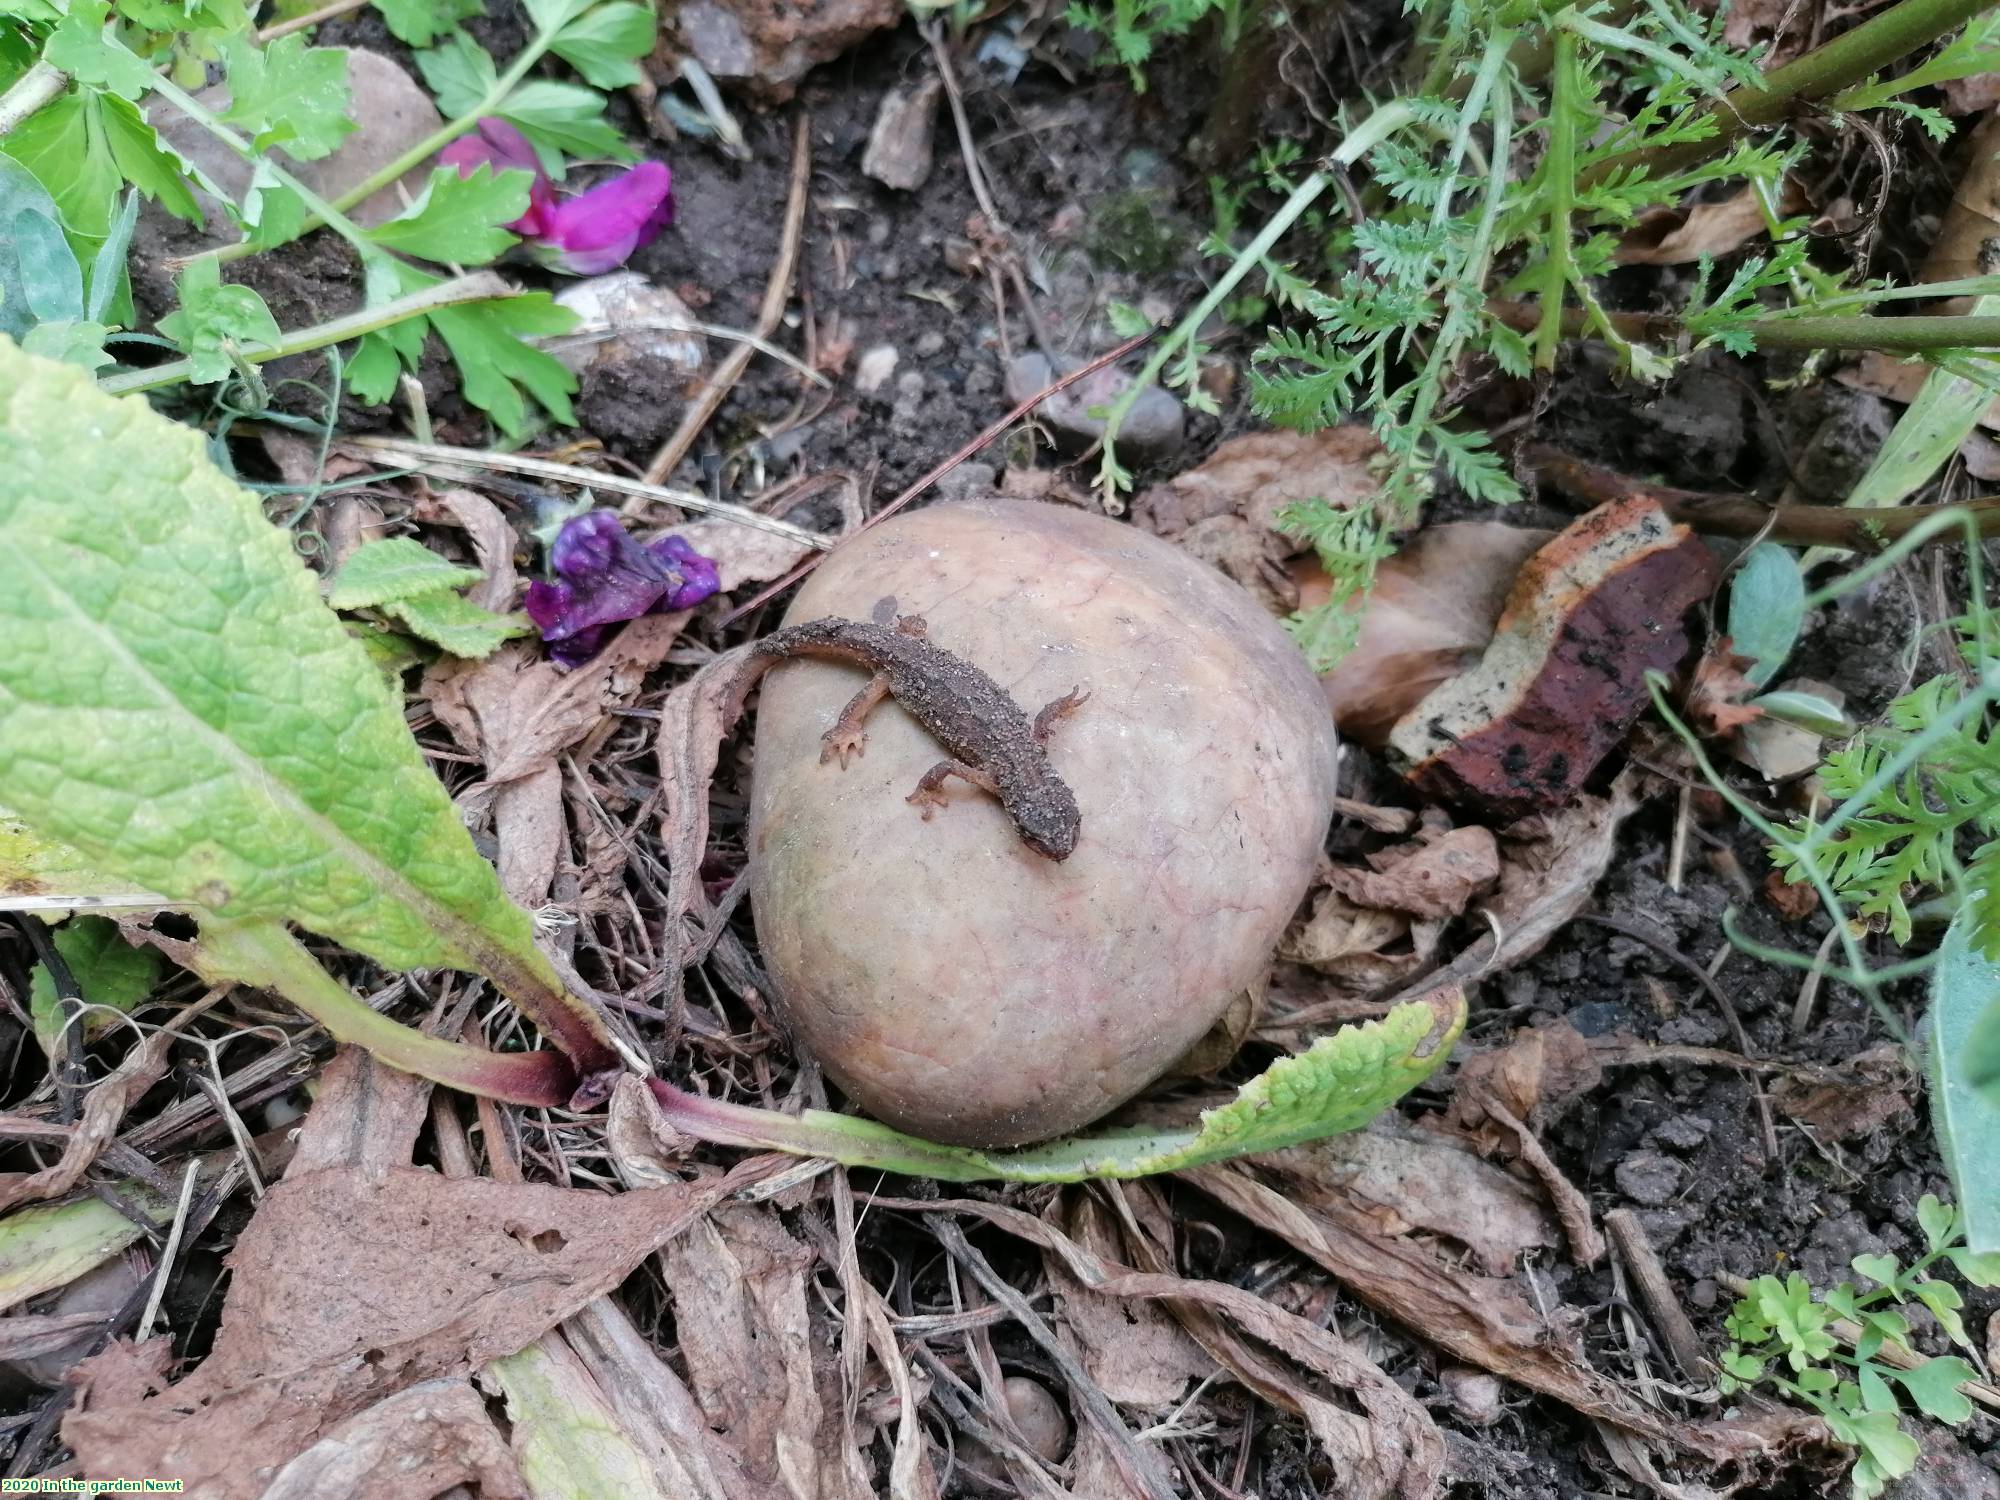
[747,498,1339,1146]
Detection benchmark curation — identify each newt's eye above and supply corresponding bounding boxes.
[525,511,719,668]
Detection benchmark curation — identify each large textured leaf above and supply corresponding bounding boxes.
[1929,910,2000,1253]
[0,339,613,1070]
[652,989,1465,1183]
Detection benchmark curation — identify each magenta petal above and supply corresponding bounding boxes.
[537,162,675,276]
[440,119,556,236]
[530,511,698,667]
[652,535,719,611]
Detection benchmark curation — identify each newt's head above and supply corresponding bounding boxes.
[1011,787,1081,862]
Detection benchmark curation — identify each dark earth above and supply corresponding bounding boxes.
[13,0,2000,1494]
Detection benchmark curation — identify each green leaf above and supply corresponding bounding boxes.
[1748,688,1850,737]
[1,92,124,243]
[0,337,606,1072]
[1944,1246,2000,1286]
[155,257,282,383]
[0,811,163,914]
[363,165,528,265]
[1917,1194,1958,1253]
[327,537,484,609]
[1928,908,2000,1253]
[428,293,579,437]
[373,0,483,47]
[1728,543,1805,687]
[1856,1362,1897,1414]
[497,80,627,163]
[523,0,593,34]
[1910,1277,1969,1348]
[0,1190,171,1316]
[1105,300,1154,338]
[1851,1253,1899,1287]
[1890,1356,1976,1424]
[0,159,83,339]
[416,32,497,119]
[218,34,355,161]
[20,320,111,371]
[45,1,157,99]
[650,992,1465,1181]
[548,0,654,88]
[84,190,139,325]
[1843,1409,1919,1487]
[98,95,204,227]
[28,915,160,1054]
[382,593,529,658]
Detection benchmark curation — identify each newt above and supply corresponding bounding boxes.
[725,615,1087,860]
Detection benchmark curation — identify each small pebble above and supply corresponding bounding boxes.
[854,345,899,395]
[1614,1149,1683,1208]
[1003,351,1185,464]
[915,330,947,358]
[1439,1366,1503,1426]
[1003,1377,1069,1463]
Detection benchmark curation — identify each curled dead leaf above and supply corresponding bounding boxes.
[1616,179,1804,266]
[1308,523,1551,749]
[1687,637,1764,737]
[1326,823,1501,922]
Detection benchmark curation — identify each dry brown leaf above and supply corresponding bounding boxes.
[564,1297,783,1500]
[1688,638,1765,736]
[910,1191,1444,1500]
[1048,1195,1217,1408]
[1407,771,1644,997]
[1280,890,1440,993]
[669,478,862,595]
[1308,522,1552,749]
[1266,1117,1559,1276]
[1923,110,2000,288]
[1945,74,2000,114]
[412,489,521,613]
[64,1162,734,1497]
[425,615,683,788]
[257,1376,528,1500]
[1771,1045,1915,1140]
[1134,427,1387,616]
[1182,1165,1822,1480]
[0,1028,171,1214]
[495,763,564,909]
[1616,180,1803,266]
[1838,353,2000,428]
[661,1204,872,1500]
[0,1310,123,1366]
[1327,824,1501,921]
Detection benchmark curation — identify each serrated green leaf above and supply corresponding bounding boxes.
[497,80,627,163]
[1728,544,1805,687]
[373,0,483,47]
[416,32,498,119]
[1890,1356,1976,1424]
[328,537,484,609]
[364,164,528,265]
[155,257,282,383]
[237,160,309,251]
[218,34,355,161]
[29,915,160,1054]
[45,0,158,99]
[427,293,579,437]
[0,337,545,983]
[98,95,204,227]
[1928,909,2000,1253]
[652,992,1465,1182]
[1105,300,1154,337]
[1,92,124,243]
[549,0,653,88]
[382,592,529,658]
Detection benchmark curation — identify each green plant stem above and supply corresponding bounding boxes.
[1097,98,1418,488]
[1488,299,2000,353]
[0,62,67,137]
[99,271,514,394]
[1580,0,1995,188]
[144,67,381,262]
[211,22,563,266]
[1534,29,1581,371]
[198,918,580,1107]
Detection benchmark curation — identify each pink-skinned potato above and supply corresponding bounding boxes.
[747,498,1339,1147]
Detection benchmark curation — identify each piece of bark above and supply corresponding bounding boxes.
[1388,498,1716,818]
[861,78,942,191]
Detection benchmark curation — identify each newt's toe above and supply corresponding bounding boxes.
[820,728,867,768]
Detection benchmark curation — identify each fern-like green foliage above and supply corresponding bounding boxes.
[1773,674,2000,958]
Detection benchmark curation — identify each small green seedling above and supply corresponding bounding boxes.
[1719,1196,1999,1498]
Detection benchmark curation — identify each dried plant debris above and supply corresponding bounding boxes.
[1388,500,1716,818]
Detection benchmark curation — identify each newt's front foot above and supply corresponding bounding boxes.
[820,726,868,768]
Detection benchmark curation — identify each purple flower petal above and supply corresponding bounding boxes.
[529,511,719,667]
[653,534,720,611]
[439,118,556,237]
[535,161,675,276]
